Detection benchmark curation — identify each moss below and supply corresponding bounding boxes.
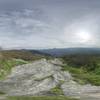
[50,86,64,95]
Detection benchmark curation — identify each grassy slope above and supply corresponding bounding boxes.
[62,65,100,85]
[0,59,28,79]
[0,50,48,79]
[62,55,100,86]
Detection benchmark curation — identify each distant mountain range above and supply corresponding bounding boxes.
[37,48,100,57]
[1,48,100,57]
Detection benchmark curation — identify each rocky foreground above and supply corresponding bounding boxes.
[0,59,100,98]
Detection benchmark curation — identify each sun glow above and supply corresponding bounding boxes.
[76,31,91,43]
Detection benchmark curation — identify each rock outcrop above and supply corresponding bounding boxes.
[61,80,100,97]
[0,59,100,97]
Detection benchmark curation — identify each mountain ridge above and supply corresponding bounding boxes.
[37,48,100,57]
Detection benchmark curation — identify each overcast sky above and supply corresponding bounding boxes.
[0,0,100,49]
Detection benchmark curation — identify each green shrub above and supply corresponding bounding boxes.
[62,55,100,71]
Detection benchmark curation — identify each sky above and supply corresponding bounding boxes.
[0,0,100,49]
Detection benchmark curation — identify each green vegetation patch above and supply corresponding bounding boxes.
[62,55,100,86]
[7,96,79,100]
[50,86,64,95]
[0,91,5,95]
[62,55,100,71]
[0,59,28,79]
[0,50,48,79]
[0,50,45,61]
[62,65,100,86]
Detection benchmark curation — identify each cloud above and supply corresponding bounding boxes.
[0,0,100,49]
[0,9,62,49]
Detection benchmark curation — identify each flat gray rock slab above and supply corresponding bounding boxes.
[0,95,6,100]
[0,58,100,98]
[61,80,100,97]
[0,59,71,96]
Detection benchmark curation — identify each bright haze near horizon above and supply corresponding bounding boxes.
[0,0,100,49]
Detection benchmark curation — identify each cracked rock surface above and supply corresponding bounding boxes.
[0,59,100,97]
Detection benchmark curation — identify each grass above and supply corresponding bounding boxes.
[62,65,100,86]
[50,86,64,95]
[62,55,100,85]
[0,59,28,79]
[7,96,79,100]
[73,73,100,86]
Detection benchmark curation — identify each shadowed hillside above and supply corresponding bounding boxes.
[38,48,100,57]
[0,50,46,61]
